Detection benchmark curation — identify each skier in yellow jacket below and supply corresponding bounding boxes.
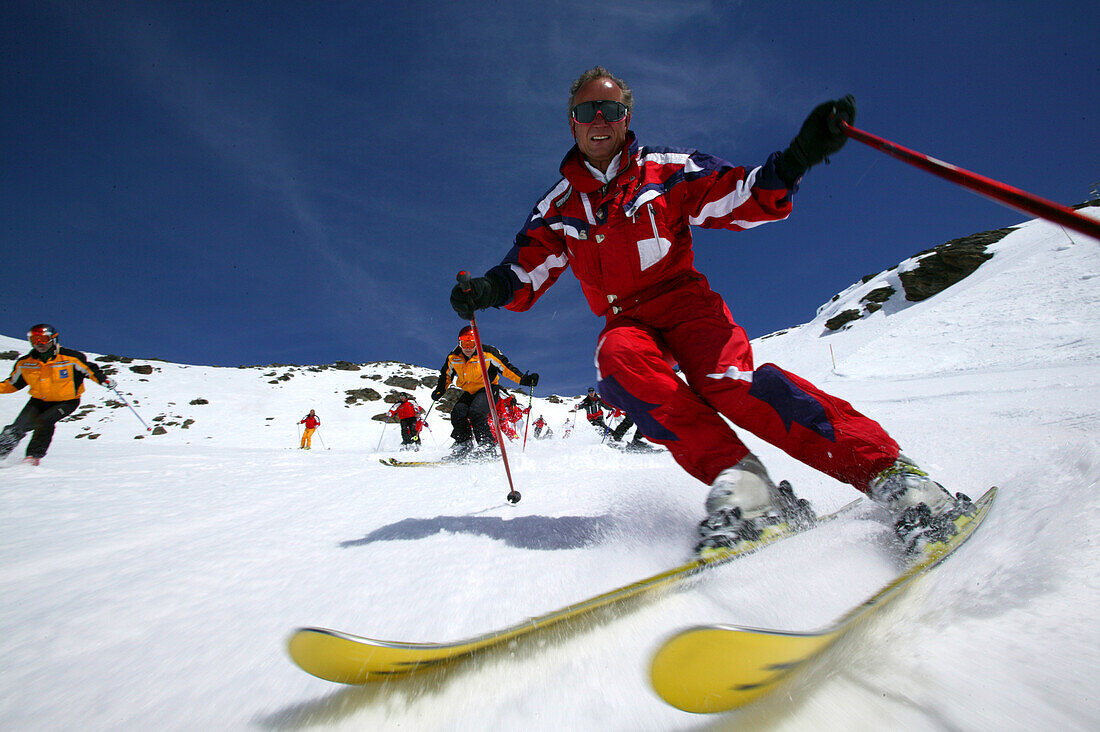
[1,324,112,465]
[431,325,538,460]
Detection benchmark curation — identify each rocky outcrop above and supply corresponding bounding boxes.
[384,375,423,390]
[823,226,1013,331]
[344,387,382,405]
[898,228,1012,302]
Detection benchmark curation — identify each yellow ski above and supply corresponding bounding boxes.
[650,486,997,713]
[288,498,863,683]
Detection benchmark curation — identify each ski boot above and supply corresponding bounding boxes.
[695,453,812,556]
[442,440,475,463]
[466,441,499,463]
[868,455,975,553]
[622,435,656,453]
[23,457,40,466]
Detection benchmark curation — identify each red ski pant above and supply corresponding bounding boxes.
[594,280,899,490]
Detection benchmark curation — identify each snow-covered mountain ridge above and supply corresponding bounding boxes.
[0,339,577,450]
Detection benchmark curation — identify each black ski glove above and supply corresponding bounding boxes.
[450,272,509,320]
[431,386,445,401]
[776,95,856,187]
[519,372,539,388]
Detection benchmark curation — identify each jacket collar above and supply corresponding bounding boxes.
[559,131,639,193]
[28,346,58,362]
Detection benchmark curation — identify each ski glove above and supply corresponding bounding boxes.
[450,272,509,320]
[776,95,856,187]
[102,378,116,389]
[519,372,539,388]
[431,386,445,401]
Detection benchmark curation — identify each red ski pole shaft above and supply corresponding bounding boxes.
[838,120,1100,241]
[457,271,522,504]
[521,384,533,452]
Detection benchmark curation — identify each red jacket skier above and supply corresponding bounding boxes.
[532,415,552,440]
[388,393,425,450]
[494,393,527,440]
[449,66,970,555]
[298,410,321,449]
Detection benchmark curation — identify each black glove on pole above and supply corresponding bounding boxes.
[456,271,522,504]
[450,272,507,320]
[776,95,856,187]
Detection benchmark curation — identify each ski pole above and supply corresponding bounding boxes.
[422,400,439,445]
[109,384,152,432]
[375,417,388,451]
[458,271,521,504]
[521,384,534,452]
[837,120,1100,241]
[316,430,328,450]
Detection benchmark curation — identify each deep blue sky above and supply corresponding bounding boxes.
[3,1,1096,396]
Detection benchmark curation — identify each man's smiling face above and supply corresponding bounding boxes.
[569,77,630,173]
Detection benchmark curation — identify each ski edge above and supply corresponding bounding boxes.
[379,457,445,467]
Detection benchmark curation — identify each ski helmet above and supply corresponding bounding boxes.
[28,323,58,350]
[458,325,476,348]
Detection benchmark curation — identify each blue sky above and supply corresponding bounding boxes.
[2,1,1096,396]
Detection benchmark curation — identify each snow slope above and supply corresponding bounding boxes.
[1,211,1098,730]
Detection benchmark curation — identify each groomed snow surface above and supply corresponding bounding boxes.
[2,213,1098,730]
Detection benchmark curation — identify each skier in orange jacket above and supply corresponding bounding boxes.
[1,324,112,465]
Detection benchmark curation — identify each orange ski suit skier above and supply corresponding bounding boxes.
[1,324,112,464]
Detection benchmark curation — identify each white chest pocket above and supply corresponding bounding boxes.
[636,204,671,271]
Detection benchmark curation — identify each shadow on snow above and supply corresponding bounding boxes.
[339,514,614,551]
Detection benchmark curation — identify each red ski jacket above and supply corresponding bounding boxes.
[389,400,421,420]
[488,132,795,318]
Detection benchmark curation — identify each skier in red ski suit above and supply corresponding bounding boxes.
[388,393,425,450]
[497,394,526,440]
[450,67,968,554]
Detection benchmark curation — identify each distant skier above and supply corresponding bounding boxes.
[532,415,553,440]
[573,387,613,433]
[388,393,425,451]
[0,324,112,465]
[449,66,972,555]
[299,409,320,450]
[574,386,651,450]
[495,392,527,440]
[431,326,538,461]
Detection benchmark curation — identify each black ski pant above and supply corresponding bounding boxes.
[450,387,497,446]
[587,415,609,435]
[399,417,420,445]
[611,415,635,441]
[0,398,80,460]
